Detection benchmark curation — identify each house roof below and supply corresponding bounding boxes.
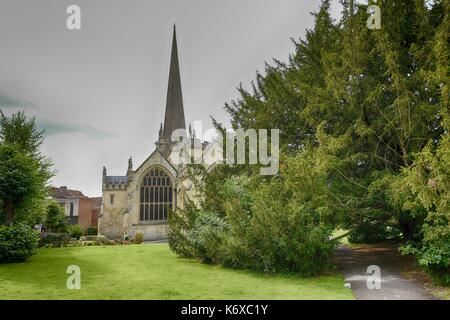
[50,186,85,199]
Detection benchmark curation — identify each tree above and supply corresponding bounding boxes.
[45,201,67,232]
[170,0,449,280]
[0,111,53,225]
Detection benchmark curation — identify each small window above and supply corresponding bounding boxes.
[69,202,74,217]
[110,194,114,205]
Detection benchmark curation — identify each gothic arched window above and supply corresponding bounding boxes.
[139,168,173,222]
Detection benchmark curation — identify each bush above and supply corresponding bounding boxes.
[0,223,38,263]
[38,232,71,248]
[168,199,199,258]
[66,224,84,239]
[86,227,98,236]
[186,211,229,264]
[401,236,450,286]
[169,163,337,276]
[45,201,67,233]
[233,175,336,275]
[133,232,144,244]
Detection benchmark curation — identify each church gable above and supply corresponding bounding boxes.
[133,149,178,183]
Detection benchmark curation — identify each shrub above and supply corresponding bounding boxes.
[234,176,336,275]
[168,199,199,258]
[169,164,337,276]
[133,232,144,244]
[0,223,38,263]
[66,224,84,239]
[186,211,229,264]
[45,201,67,233]
[38,232,71,248]
[86,227,98,236]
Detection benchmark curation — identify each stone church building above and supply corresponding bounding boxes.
[98,27,197,241]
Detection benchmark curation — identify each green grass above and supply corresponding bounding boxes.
[0,244,354,300]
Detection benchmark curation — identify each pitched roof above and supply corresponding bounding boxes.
[104,176,127,184]
[50,186,85,199]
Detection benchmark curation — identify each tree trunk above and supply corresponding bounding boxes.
[399,219,416,242]
[3,202,15,226]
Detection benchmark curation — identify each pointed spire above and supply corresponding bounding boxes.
[102,166,107,184]
[128,157,133,171]
[162,24,186,141]
[158,122,163,139]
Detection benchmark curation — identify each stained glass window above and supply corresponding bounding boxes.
[140,168,173,222]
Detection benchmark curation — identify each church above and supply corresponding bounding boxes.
[98,26,198,241]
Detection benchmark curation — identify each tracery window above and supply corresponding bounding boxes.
[139,168,173,222]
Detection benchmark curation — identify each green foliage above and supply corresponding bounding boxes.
[0,145,49,224]
[0,111,53,225]
[86,227,98,236]
[38,232,71,248]
[66,224,84,239]
[393,136,450,284]
[0,223,38,263]
[348,221,400,244]
[170,155,337,275]
[45,201,67,233]
[186,211,229,264]
[212,0,449,282]
[168,198,201,258]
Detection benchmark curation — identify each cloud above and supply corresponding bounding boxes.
[0,91,39,110]
[0,91,116,140]
[36,119,117,140]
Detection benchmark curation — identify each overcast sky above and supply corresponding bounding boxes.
[0,0,343,197]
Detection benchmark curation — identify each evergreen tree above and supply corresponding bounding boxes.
[45,201,67,233]
[0,111,53,225]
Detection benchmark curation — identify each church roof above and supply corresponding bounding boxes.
[104,176,127,184]
[162,25,186,141]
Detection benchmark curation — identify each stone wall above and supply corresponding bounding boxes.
[126,224,168,241]
[99,189,127,239]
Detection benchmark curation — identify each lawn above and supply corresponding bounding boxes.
[0,244,354,300]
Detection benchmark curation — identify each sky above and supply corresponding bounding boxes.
[0,0,344,197]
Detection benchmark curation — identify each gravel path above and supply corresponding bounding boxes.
[334,244,436,300]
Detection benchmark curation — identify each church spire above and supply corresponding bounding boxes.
[162,24,186,141]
